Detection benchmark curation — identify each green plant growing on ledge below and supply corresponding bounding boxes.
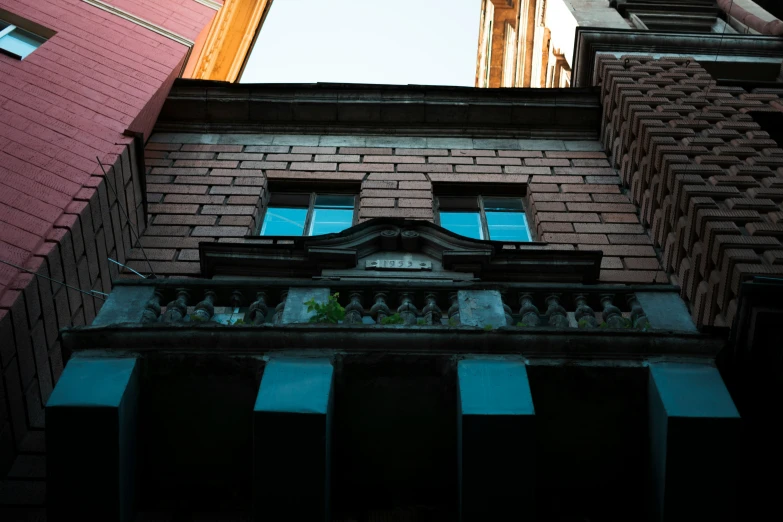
[483,324,493,331]
[598,317,633,329]
[417,318,427,326]
[577,319,590,328]
[189,314,207,323]
[231,318,246,326]
[305,292,345,324]
[516,322,529,327]
[380,313,405,325]
[448,317,459,327]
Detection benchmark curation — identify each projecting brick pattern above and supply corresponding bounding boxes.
[0,149,144,501]
[595,54,783,327]
[139,141,665,285]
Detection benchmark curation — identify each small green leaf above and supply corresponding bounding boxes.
[483,324,493,331]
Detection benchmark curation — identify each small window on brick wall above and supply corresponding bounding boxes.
[260,192,356,236]
[436,196,532,242]
[0,9,53,60]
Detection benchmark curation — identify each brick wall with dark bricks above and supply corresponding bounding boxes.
[0,147,145,506]
[595,54,783,328]
[138,138,668,285]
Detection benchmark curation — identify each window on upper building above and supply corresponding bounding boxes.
[0,14,49,60]
[436,196,532,242]
[260,193,356,237]
[612,0,736,34]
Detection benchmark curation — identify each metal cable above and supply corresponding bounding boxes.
[0,258,108,300]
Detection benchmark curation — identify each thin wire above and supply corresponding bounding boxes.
[0,258,108,300]
[97,157,156,279]
[714,0,734,65]
[108,257,146,279]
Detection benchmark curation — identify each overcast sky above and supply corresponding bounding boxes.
[241,0,481,86]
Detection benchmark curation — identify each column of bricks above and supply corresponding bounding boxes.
[141,139,666,284]
[595,54,783,327]
[0,147,143,485]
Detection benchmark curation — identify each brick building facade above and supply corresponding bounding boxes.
[2,0,783,520]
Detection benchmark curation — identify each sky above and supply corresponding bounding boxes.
[241,0,482,86]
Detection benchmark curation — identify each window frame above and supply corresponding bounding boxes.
[0,10,53,60]
[435,195,533,242]
[259,191,358,237]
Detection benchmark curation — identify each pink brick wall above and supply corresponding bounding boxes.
[0,0,215,492]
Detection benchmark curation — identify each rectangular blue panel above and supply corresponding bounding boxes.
[486,211,530,241]
[650,363,739,419]
[260,207,307,236]
[440,212,483,240]
[458,359,535,415]
[309,208,353,236]
[255,359,334,414]
[47,358,138,408]
[47,357,139,522]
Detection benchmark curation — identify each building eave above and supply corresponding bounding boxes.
[571,27,783,88]
[155,80,603,139]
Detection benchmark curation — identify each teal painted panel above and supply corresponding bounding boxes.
[458,359,534,416]
[255,359,333,414]
[47,358,138,408]
[649,363,739,419]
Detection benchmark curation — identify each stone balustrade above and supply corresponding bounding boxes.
[94,280,697,332]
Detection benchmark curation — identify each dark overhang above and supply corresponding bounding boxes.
[571,27,783,88]
[199,217,603,283]
[155,80,602,139]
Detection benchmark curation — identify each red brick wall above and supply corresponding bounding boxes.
[596,54,783,327]
[137,138,666,284]
[0,0,215,492]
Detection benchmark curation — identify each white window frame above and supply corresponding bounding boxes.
[0,21,46,59]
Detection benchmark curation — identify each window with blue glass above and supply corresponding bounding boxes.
[437,196,531,242]
[0,18,47,60]
[260,193,356,237]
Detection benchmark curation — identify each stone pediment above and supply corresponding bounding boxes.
[199,218,602,283]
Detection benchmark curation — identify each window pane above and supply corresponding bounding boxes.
[482,197,523,211]
[315,194,354,208]
[486,211,530,241]
[309,208,353,235]
[440,211,483,240]
[260,207,307,236]
[0,28,43,59]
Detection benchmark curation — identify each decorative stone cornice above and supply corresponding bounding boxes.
[571,27,783,87]
[198,218,603,282]
[156,80,602,138]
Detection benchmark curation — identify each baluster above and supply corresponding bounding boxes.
[397,292,419,325]
[344,292,364,324]
[545,294,569,327]
[141,291,162,323]
[574,294,598,328]
[246,291,269,325]
[447,292,460,326]
[273,290,288,324]
[600,295,627,328]
[192,291,216,322]
[370,292,391,324]
[518,293,541,327]
[162,289,189,322]
[501,292,514,326]
[230,290,243,311]
[627,294,650,330]
[421,293,442,325]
